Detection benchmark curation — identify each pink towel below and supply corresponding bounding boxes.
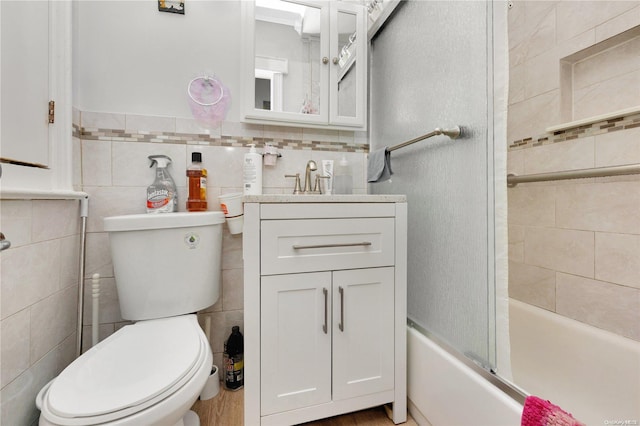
[521,396,585,426]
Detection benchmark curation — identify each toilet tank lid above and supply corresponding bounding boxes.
[104,211,225,232]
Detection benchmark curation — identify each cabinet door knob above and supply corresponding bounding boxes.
[332,57,339,65]
[322,57,329,64]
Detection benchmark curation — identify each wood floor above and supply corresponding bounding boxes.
[191,388,418,426]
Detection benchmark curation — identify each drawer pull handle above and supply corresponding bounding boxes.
[292,242,372,250]
[338,286,344,332]
[322,288,328,334]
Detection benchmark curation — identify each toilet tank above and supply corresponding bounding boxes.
[103,212,225,321]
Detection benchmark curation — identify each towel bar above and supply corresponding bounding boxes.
[387,126,462,152]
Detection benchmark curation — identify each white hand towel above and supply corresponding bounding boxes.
[367,147,393,183]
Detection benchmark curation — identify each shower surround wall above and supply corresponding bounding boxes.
[507,1,640,341]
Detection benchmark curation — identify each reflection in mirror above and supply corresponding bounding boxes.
[255,57,287,112]
[255,0,322,115]
[255,78,271,110]
[337,11,357,118]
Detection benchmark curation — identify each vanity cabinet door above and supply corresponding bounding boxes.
[260,272,332,416]
[332,267,395,401]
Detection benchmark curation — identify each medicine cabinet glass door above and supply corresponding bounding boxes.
[241,0,366,130]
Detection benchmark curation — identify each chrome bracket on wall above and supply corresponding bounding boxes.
[0,232,11,251]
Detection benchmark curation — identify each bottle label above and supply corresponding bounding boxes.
[200,177,207,199]
[147,188,173,211]
[244,168,256,181]
[224,354,244,389]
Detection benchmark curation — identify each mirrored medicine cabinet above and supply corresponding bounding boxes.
[241,0,367,130]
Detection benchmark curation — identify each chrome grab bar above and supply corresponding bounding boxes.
[0,233,11,251]
[507,163,640,187]
[292,242,372,250]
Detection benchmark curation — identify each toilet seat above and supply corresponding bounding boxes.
[39,315,208,426]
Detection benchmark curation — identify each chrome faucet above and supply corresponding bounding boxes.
[303,160,317,193]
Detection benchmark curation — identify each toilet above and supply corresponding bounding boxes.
[36,211,225,426]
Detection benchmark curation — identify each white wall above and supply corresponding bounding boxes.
[73,0,242,119]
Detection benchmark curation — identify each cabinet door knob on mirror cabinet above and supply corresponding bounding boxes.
[323,57,329,64]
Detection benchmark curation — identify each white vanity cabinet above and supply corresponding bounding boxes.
[243,196,407,426]
[241,1,367,130]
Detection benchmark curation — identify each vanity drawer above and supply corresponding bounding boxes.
[260,218,394,275]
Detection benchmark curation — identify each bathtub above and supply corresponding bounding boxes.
[407,300,640,426]
[407,326,522,426]
[510,299,640,426]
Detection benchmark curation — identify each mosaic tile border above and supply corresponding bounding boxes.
[74,124,369,154]
[508,112,640,151]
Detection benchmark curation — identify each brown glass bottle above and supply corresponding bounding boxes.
[187,152,208,212]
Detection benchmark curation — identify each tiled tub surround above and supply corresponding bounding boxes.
[507,1,640,342]
[563,30,640,123]
[508,1,640,143]
[77,110,369,371]
[1,200,81,425]
[509,111,640,151]
[507,111,640,342]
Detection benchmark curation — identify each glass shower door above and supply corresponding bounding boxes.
[369,0,497,369]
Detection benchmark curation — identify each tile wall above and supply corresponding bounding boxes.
[76,109,369,371]
[507,1,640,341]
[0,200,81,425]
[1,107,368,425]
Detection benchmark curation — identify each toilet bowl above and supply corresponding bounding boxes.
[37,315,211,426]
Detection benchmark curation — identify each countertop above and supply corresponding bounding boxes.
[243,194,406,203]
